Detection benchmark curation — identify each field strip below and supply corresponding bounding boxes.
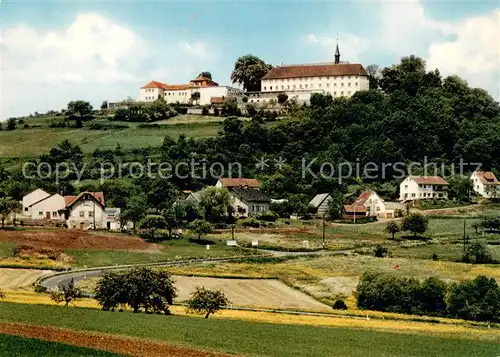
[2,294,500,342]
[0,321,236,357]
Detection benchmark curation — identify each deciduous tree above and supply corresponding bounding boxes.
[231,55,273,91]
[187,286,229,318]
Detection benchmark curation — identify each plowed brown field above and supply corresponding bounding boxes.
[0,322,236,357]
[0,230,160,251]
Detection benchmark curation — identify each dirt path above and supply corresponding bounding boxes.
[0,322,236,357]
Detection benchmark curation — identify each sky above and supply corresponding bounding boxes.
[1,0,499,119]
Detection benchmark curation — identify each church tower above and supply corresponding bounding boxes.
[334,34,340,64]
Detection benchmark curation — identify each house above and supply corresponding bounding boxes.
[139,76,244,106]
[215,178,270,216]
[351,190,386,217]
[65,192,106,230]
[250,43,369,104]
[22,189,51,216]
[470,171,500,198]
[105,208,123,230]
[27,193,66,221]
[185,191,202,204]
[399,176,449,201]
[309,193,332,217]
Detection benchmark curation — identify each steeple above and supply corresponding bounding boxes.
[334,33,340,64]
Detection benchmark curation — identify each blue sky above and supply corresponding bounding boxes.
[1,0,499,118]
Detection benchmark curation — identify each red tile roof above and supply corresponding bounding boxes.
[141,81,169,89]
[411,176,448,185]
[343,204,367,213]
[64,192,105,208]
[218,178,260,188]
[164,84,191,91]
[262,63,368,80]
[352,190,373,207]
[476,171,499,184]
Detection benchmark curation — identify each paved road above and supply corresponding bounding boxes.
[39,249,351,291]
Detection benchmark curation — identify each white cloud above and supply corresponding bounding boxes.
[306,1,500,100]
[1,13,218,119]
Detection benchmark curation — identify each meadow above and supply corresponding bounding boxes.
[0,334,125,357]
[0,302,498,357]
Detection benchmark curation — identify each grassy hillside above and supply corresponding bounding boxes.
[0,302,498,357]
[0,334,125,357]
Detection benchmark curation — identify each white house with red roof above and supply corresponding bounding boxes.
[399,176,449,201]
[139,75,244,106]
[215,178,270,217]
[470,170,500,198]
[65,192,106,230]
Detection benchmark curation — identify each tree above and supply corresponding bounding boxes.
[326,192,344,220]
[221,98,239,116]
[187,287,229,318]
[67,100,93,118]
[198,71,212,80]
[0,197,21,228]
[190,91,201,105]
[401,213,429,237]
[50,279,81,307]
[277,93,288,105]
[163,204,187,237]
[373,245,388,258]
[199,187,233,222]
[139,215,167,241]
[365,64,381,90]
[6,118,17,131]
[100,101,108,110]
[231,55,273,91]
[448,176,473,203]
[94,268,176,314]
[385,221,400,240]
[120,195,148,233]
[461,242,492,264]
[447,275,500,322]
[189,219,212,241]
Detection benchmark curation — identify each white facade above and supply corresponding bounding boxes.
[29,194,66,220]
[363,192,386,216]
[261,75,369,99]
[67,197,106,229]
[140,87,162,102]
[22,189,51,215]
[162,86,244,106]
[247,89,324,105]
[470,171,500,198]
[399,177,449,201]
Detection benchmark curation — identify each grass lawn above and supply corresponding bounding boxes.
[0,302,498,357]
[0,334,125,357]
[0,241,15,259]
[67,238,255,267]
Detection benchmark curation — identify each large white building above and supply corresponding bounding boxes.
[250,44,369,104]
[139,75,244,106]
[399,176,449,201]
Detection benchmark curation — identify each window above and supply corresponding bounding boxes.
[281,85,284,90]
[305,84,308,88]
[334,92,337,96]
[404,185,408,189]
[326,83,330,88]
[355,82,358,86]
[348,83,351,87]
[376,207,381,211]
[412,193,416,197]
[318,84,322,88]
[270,86,273,90]
[52,212,57,217]
[251,205,255,212]
[300,85,303,89]
[293,85,296,89]
[287,85,290,89]
[334,83,337,87]
[264,86,266,90]
[341,91,344,95]
[38,212,43,216]
[24,207,28,212]
[341,83,344,87]
[89,212,93,218]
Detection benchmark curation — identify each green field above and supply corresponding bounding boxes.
[68,238,255,268]
[0,334,124,357]
[0,302,498,357]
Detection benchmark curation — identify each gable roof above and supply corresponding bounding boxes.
[410,176,448,185]
[262,63,368,80]
[186,191,202,202]
[64,192,105,208]
[210,96,225,104]
[230,187,270,203]
[218,178,261,188]
[475,171,499,185]
[309,193,331,208]
[164,84,191,91]
[28,193,64,208]
[141,80,169,89]
[352,190,374,207]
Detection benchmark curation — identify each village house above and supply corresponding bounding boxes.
[22,188,51,216]
[27,193,66,221]
[65,192,106,230]
[308,193,332,217]
[343,204,367,220]
[399,176,449,201]
[470,170,500,198]
[215,178,270,217]
[139,75,244,106]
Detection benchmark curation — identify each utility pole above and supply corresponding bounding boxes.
[463,218,466,254]
[322,214,326,250]
[93,194,96,231]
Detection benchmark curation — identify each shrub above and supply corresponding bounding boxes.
[460,242,493,264]
[50,279,81,307]
[186,287,230,319]
[201,106,210,116]
[257,212,278,222]
[332,299,347,310]
[373,245,388,258]
[241,219,260,228]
